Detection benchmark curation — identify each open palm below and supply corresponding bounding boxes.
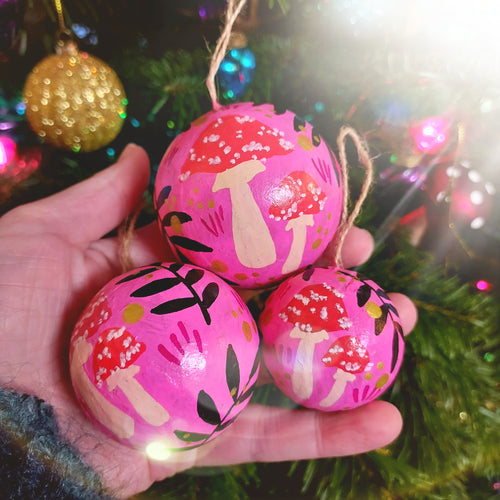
[0,144,417,498]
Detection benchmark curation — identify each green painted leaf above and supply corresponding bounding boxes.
[197,390,221,426]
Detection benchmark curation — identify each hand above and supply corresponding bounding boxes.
[0,144,417,498]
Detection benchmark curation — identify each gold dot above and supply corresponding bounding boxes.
[327,213,332,220]
[242,321,253,342]
[193,187,199,194]
[364,373,373,380]
[211,260,228,272]
[188,199,194,206]
[366,301,382,318]
[207,200,215,208]
[377,362,384,370]
[234,273,248,281]
[317,226,323,233]
[298,134,313,151]
[231,310,238,318]
[312,238,322,249]
[252,272,260,277]
[375,373,389,389]
[170,215,183,234]
[197,202,204,209]
[324,229,329,236]
[123,303,144,324]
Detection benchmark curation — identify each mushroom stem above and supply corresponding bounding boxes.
[290,327,329,399]
[319,369,356,408]
[106,365,170,426]
[70,337,135,439]
[213,160,276,268]
[282,214,315,275]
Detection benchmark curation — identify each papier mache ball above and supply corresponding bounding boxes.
[154,102,343,289]
[259,267,405,411]
[69,262,260,454]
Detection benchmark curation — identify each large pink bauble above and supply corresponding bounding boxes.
[154,102,343,289]
[69,262,260,452]
[259,267,405,411]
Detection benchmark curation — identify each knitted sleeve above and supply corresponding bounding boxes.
[0,387,114,500]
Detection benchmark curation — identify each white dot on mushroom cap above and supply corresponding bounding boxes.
[446,166,462,178]
[468,170,482,183]
[470,217,485,229]
[470,190,484,205]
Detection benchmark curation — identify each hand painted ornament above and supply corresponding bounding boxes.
[154,102,343,289]
[69,262,260,452]
[259,267,405,411]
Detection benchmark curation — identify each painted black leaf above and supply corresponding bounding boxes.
[162,211,192,228]
[391,323,403,372]
[151,296,197,315]
[248,350,260,381]
[116,267,158,284]
[173,429,211,443]
[293,115,307,132]
[375,304,390,335]
[237,386,255,405]
[217,415,240,432]
[357,283,372,307]
[156,185,172,209]
[170,235,213,253]
[376,288,390,300]
[312,128,321,147]
[226,344,240,403]
[197,390,221,426]
[184,268,204,286]
[302,267,315,281]
[168,262,183,273]
[201,282,219,309]
[387,303,399,316]
[131,277,181,297]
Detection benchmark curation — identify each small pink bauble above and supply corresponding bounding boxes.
[154,102,343,289]
[259,267,405,411]
[69,262,260,453]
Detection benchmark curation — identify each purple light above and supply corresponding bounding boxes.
[476,280,490,291]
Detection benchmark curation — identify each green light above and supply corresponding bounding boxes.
[167,120,175,129]
[484,352,495,363]
[119,111,127,119]
[390,154,398,163]
[122,98,129,105]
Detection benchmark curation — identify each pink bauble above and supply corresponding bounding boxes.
[154,102,343,289]
[259,267,405,411]
[69,262,260,453]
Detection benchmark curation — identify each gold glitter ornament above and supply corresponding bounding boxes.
[23,40,127,152]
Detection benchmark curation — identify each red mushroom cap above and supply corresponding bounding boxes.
[180,114,294,179]
[321,335,370,374]
[269,171,326,221]
[279,282,351,334]
[93,327,146,386]
[73,293,111,341]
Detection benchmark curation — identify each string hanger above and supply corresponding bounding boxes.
[206,0,248,110]
[318,127,374,269]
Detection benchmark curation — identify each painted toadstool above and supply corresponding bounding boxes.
[269,171,326,275]
[319,335,370,408]
[179,114,294,269]
[93,327,170,426]
[279,282,351,399]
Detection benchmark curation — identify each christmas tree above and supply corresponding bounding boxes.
[1,1,499,498]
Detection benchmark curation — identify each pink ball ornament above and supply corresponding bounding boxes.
[259,267,405,411]
[154,102,343,289]
[69,262,260,453]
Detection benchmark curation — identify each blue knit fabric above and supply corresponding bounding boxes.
[0,387,113,499]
